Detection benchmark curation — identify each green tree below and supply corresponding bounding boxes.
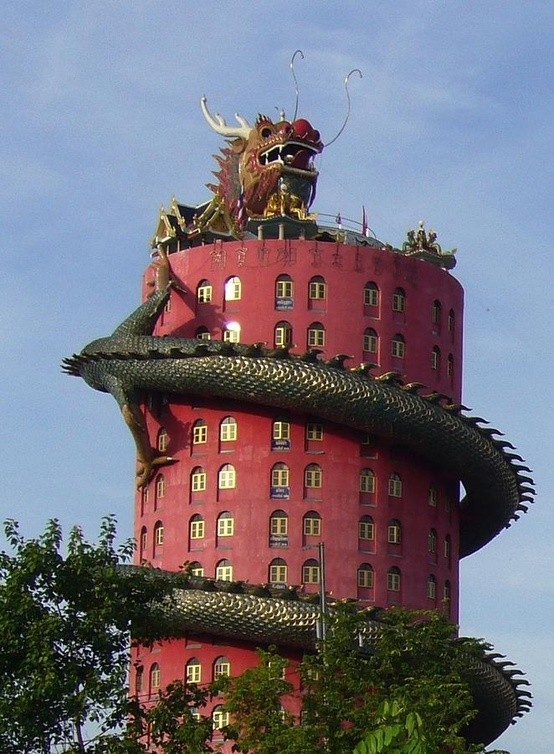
[219,604,483,754]
[0,516,180,754]
[0,519,486,754]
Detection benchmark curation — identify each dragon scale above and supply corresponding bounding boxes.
[64,280,534,744]
[67,286,532,559]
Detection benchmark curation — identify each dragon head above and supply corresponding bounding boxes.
[201,97,323,220]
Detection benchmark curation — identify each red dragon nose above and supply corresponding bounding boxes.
[291,118,320,144]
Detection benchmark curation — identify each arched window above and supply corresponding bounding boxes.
[444,535,452,565]
[197,279,212,304]
[302,559,320,584]
[387,566,401,591]
[189,561,204,576]
[306,422,323,441]
[212,705,230,730]
[309,275,326,301]
[218,464,236,489]
[307,322,325,348]
[270,510,288,536]
[220,416,237,442]
[272,418,290,442]
[428,486,438,507]
[392,288,406,313]
[444,580,451,602]
[195,325,211,340]
[155,474,166,500]
[192,419,207,445]
[274,321,293,347]
[191,466,207,492]
[428,528,437,554]
[388,473,402,497]
[217,512,234,537]
[269,558,288,583]
[189,514,205,540]
[387,519,402,544]
[139,527,147,561]
[447,308,455,333]
[427,574,437,600]
[222,322,241,342]
[215,559,233,581]
[303,511,322,536]
[275,274,293,304]
[135,666,143,694]
[304,463,322,489]
[358,515,375,541]
[157,428,169,453]
[357,563,374,588]
[364,282,379,307]
[224,276,241,301]
[431,346,441,371]
[447,354,454,378]
[186,658,201,684]
[213,656,231,679]
[359,469,376,493]
[363,328,378,354]
[271,462,290,488]
[432,300,442,328]
[391,334,405,359]
[153,521,164,548]
[149,663,161,693]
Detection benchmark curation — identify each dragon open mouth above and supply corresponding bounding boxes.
[258,141,318,173]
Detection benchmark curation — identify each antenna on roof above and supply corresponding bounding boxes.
[325,68,363,147]
[290,49,305,122]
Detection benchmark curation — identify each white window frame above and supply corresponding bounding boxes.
[224,276,241,301]
[364,283,379,307]
[303,514,321,536]
[304,464,322,489]
[217,514,234,537]
[357,565,374,588]
[309,278,326,300]
[359,469,376,493]
[220,417,237,442]
[358,518,375,540]
[218,464,236,489]
[191,468,207,492]
[197,282,212,303]
[190,517,205,539]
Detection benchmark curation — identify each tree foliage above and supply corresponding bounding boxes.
[0,519,486,754]
[218,603,484,754]
[0,516,179,754]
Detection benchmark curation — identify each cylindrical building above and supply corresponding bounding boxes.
[131,232,465,724]
[66,98,531,746]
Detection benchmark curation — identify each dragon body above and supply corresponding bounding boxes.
[63,258,534,744]
[64,284,533,558]
[129,569,531,746]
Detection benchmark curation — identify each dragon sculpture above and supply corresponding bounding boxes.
[63,248,533,558]
[200,97,323,225]
[63,247,534,745]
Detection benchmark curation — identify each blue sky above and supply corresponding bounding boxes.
[1,2,552,751]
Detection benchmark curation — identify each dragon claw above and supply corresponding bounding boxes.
[136,455,176,488]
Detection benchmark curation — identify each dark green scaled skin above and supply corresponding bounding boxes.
[63,285,534,743]
[64,285,533,558]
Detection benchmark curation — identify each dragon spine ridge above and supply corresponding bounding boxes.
[63,286,534,558]
[65,282,534,744]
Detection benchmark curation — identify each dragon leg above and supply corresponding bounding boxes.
[121,401,175,488]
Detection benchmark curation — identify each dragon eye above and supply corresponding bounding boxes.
[260,127,272,138]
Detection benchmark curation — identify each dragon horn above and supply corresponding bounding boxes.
[200,96,252,140]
